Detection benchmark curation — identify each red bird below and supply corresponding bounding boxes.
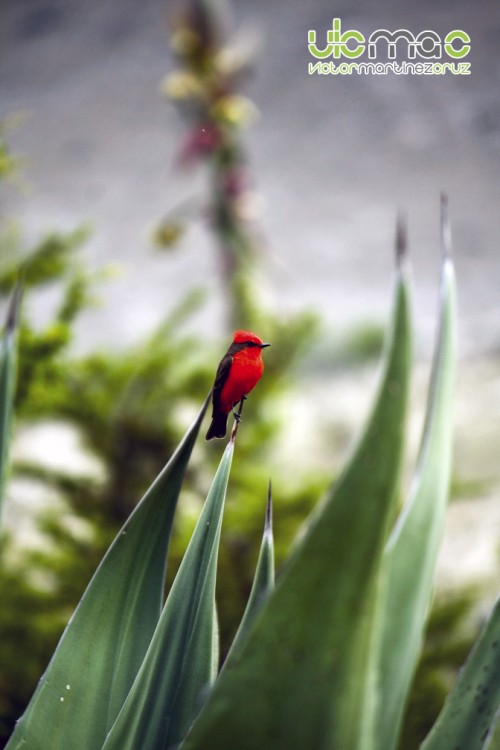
[206,330,270,440]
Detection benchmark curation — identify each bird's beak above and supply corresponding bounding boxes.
[260,343,271,348]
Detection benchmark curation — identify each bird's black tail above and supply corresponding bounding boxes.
[205,411,228,440]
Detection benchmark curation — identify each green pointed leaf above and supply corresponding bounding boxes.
[0,285,21,524]
[482,705,500,749]
[225,483,274,666]
[102,439,234,750]
[6,396,209,750]
[183,256,411,750]
[374,202,457,750]
[421,597,500,750]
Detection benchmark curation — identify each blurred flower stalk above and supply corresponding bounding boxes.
[162,0,263,330]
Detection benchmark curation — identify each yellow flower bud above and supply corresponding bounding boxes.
[161,71,202,100]
[170,27,200,56]
[153,221,185,249]
[210,96,258,128]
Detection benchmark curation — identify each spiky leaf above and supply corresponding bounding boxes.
[102,439,234,750]
[421,597,500,750]
[373,200,457,750]
[0,286,21,524]
[182,248,411,750]
[6,397,209,750]
[225,483,274,666]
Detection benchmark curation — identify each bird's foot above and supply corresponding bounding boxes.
[231,397,247,423]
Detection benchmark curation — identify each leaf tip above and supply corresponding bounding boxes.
[265,479,273,535]
[395,212,408,270]
[440,192,453,262]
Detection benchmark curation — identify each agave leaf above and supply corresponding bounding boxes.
[182,237,411,750]
[421,597,500,750]
[6,396,209,750]
[483,705,500,749]
[224,482,274,666]
[374,198,457,750]
[0,285,21,524]
[102,439,234,750]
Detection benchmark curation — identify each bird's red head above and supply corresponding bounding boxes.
[232,330,265,346]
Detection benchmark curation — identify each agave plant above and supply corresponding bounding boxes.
[0,286,21,526]
[4,202,500,750]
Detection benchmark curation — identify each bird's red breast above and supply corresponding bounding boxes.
[219,345,265,414]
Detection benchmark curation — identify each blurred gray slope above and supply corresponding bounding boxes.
[1,0,499,354]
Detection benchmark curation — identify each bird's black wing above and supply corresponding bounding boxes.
[211,353,233,412]
[206,353,233,440]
